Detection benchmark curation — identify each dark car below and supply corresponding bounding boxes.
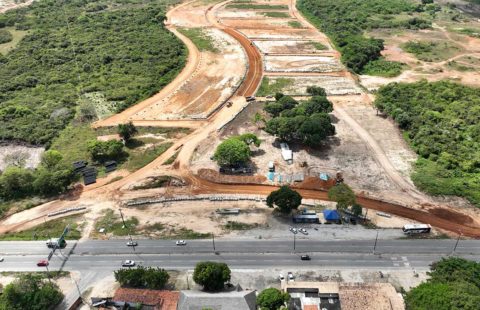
[300,255,311,261]
[37,259,49,267]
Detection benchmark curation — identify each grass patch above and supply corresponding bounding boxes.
[454,27,480,38]
[0,197,48,220]
[0,271,70,279]
[402,40,461,62]
[223,221,259,230]
[262,11,290,18]
[178,27,219,53]
[308,41,328,50]
[226,4,288,9]
[0,214,83,241]
[132,175,172,190]
[256,77,294,96]
[50,124,97,165]
[446,60,475,72]
[361,58,405,77]
[167,228,211,239]
[288,21,303,28]
[124,142,173,171]
[94,209,138,236]
[143,222,165,233]
[94,126,191,138]
[0,27,28,55]
[163,151,179,165]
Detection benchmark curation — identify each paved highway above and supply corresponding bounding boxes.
[1,239,479,272]
[1,239,480,255]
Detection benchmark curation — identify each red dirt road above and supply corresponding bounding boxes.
[188,176,480,238]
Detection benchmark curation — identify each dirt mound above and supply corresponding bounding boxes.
[429,207,474,225]
[294,176,336,190]
[197,168,266,184]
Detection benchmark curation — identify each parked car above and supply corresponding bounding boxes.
[266,95,273,99]
[289,227,298,234]
[301,255,311,261]
[288,272,294,281]
[176,240,187,246]
[300,228,308,235]
[279,274,285,281]
[37,259,49,267]
[226,101,233,107]
[126,241,138,247]
[122,260,135,267]
[0,257,4,262]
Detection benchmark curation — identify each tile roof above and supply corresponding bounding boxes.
[304,305,319,310]
[113,288,179,310]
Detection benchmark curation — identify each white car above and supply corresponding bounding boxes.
[289,227,298,234]
[126,241,138,247]
[176,240,187,246]
[300,228,308,235]
[288,272,294,281]
[122,260,135,267]
[0,257,4,262]
[279,274,285,281]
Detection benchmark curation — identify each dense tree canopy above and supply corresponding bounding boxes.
[257,288,290,310]
[297,0,431,73]
[374,80,480,206]
[264,91,335,147]
[0,274,64,310]
[114,266,170,289]
[405,257,480,310]
[193,261,231,291]
[0,0,185,145]
[266,186,302,214]
[87,140,125,162]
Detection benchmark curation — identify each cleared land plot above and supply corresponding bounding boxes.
[264,55,343,72]
[254,40,332,54]
[258,76,362,96]
[131,28,246,120]
[0,27,28,55]
[168,3,210,28]
[221,18,299,29]
[238,28,320,40]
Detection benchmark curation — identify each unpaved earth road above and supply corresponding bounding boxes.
[1,0,480,238]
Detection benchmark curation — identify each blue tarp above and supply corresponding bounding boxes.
[267,172,275,181]
[323,209,340,221]
[319,173,329,181]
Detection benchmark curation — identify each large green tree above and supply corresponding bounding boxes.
[266,186,302,214]
[0,166,34,199]
[328,183,356,211]
[213,137,251,166]
[118,122,138,142]
[193,261,231,291]
[0,274,64,310]
[257,288,290,310]
[114,266,169,289]
[297,113,335,147]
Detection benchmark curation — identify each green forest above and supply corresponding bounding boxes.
[405,257,480,310]
[297,0,432,74]
[0,0,185,146]
[374,80,480,206]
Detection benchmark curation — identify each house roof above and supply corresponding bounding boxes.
[323,209,340,221]
[304,305,319,310]
[177,290,256,310]
[113,288,179,310]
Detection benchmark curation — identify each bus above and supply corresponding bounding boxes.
[402,224,431,235]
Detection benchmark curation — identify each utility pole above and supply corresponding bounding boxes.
[119,208,135,250]
[212,233,216,251]
[293,233,296,252]
[373,230,379,255]
[452,231,462,255]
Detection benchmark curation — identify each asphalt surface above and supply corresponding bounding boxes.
[1,239,479,272]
